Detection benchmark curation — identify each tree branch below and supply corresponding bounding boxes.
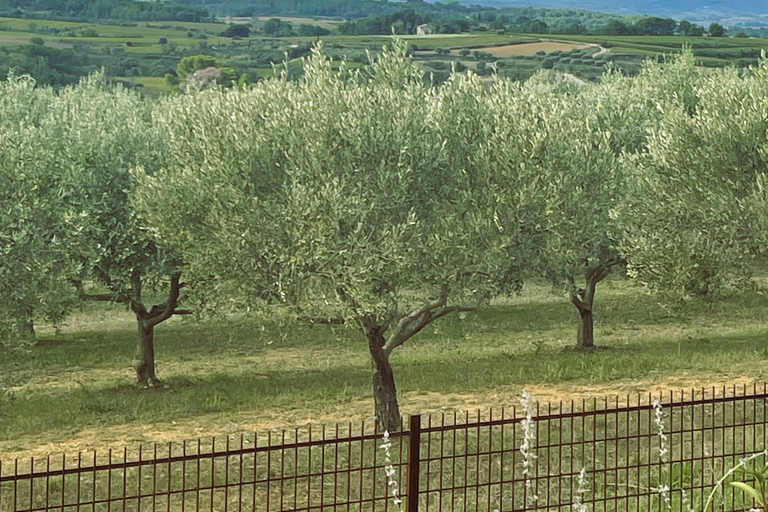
[567,275,585,310]
[382,283,475,356]
[389,283,450,340]
[144,273,182,329]
[431,304,477,323]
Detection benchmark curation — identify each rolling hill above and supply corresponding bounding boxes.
[466,0,768,25]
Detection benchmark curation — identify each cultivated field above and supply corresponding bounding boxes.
[0,16,230,52]
[451,41,592,57]
[253,16,344,30]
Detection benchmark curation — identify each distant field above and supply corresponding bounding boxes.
[452,41,592,57]
[253,15,344,30]
[0,17,231,52]
[1,18,766,92]
[551,34,768,66]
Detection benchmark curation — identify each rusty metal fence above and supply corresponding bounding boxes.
[2,384,768,511]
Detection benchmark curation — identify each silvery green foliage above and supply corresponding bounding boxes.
[621,55,768,301]
[141,40,518,325]
[0,71,178,349]
[137,66,297,312]
[0,75,79,348]
[42,72,175,300]
[484,73,622,295]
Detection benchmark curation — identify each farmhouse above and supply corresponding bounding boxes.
[416,23,434,35]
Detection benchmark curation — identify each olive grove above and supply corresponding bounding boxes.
[138,42,544,431]
[3,44,768,429]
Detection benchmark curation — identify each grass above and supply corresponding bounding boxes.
[2,277,768,462]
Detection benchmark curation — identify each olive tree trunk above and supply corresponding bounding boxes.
[78,272,185,386]
[17,303,35,340]
[574,287,596,349]
[128,272,183,386]
[569,261,616,350]
[347,285,476,434]
[366,324,401,433]
[134,319,160,385]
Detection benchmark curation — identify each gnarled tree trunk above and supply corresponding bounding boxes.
[575,295,595,350]
[129,272,183,386]
[78,272,185,386]
[339,285,476,434]
[134,319,160,385]
[569,261,616,350]
[366,323,401,433]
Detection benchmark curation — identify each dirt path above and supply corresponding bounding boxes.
[1,374,757,463]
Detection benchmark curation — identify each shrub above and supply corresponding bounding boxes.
[426,61,447,70]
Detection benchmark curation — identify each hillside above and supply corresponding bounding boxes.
[472,0,768,25]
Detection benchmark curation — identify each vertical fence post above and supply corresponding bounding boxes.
[407,414,422,512]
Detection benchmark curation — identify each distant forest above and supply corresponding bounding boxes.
[0,0,210,22]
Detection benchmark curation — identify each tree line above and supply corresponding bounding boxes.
[3,42,768,432]
[1,0,210,22]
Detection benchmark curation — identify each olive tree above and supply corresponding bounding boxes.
[138,43,534,431]
[536,93,623,349]
[478,72,624,350]
[42,73,187,385]
[519,52,705,348]
[0,75,80,347]
[621,59,768,301]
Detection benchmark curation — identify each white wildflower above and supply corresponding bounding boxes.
[520,391,539,503]
[380,431,403,510]
[652,399,668,463]
[654,484,671,509]
[572,467,589,512]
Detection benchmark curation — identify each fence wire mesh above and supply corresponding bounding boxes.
[2,384,767,512]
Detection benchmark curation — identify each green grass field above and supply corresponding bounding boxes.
[0,17,230,52]
[2,277,768,461]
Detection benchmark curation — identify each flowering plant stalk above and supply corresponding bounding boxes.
[572,467,589,512]
[380,431,403,511]
[520,391,539,505]
[652,399,671,509]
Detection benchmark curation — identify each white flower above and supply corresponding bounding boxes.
[380,430,403,512]
[653,399,668,463]
[572,468,590,512]
[520,391,539,504]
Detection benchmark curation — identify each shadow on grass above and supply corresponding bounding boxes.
[5,325,768,444]
[0,366,373,442]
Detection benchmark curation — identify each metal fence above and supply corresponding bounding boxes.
[2,384,768,512]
